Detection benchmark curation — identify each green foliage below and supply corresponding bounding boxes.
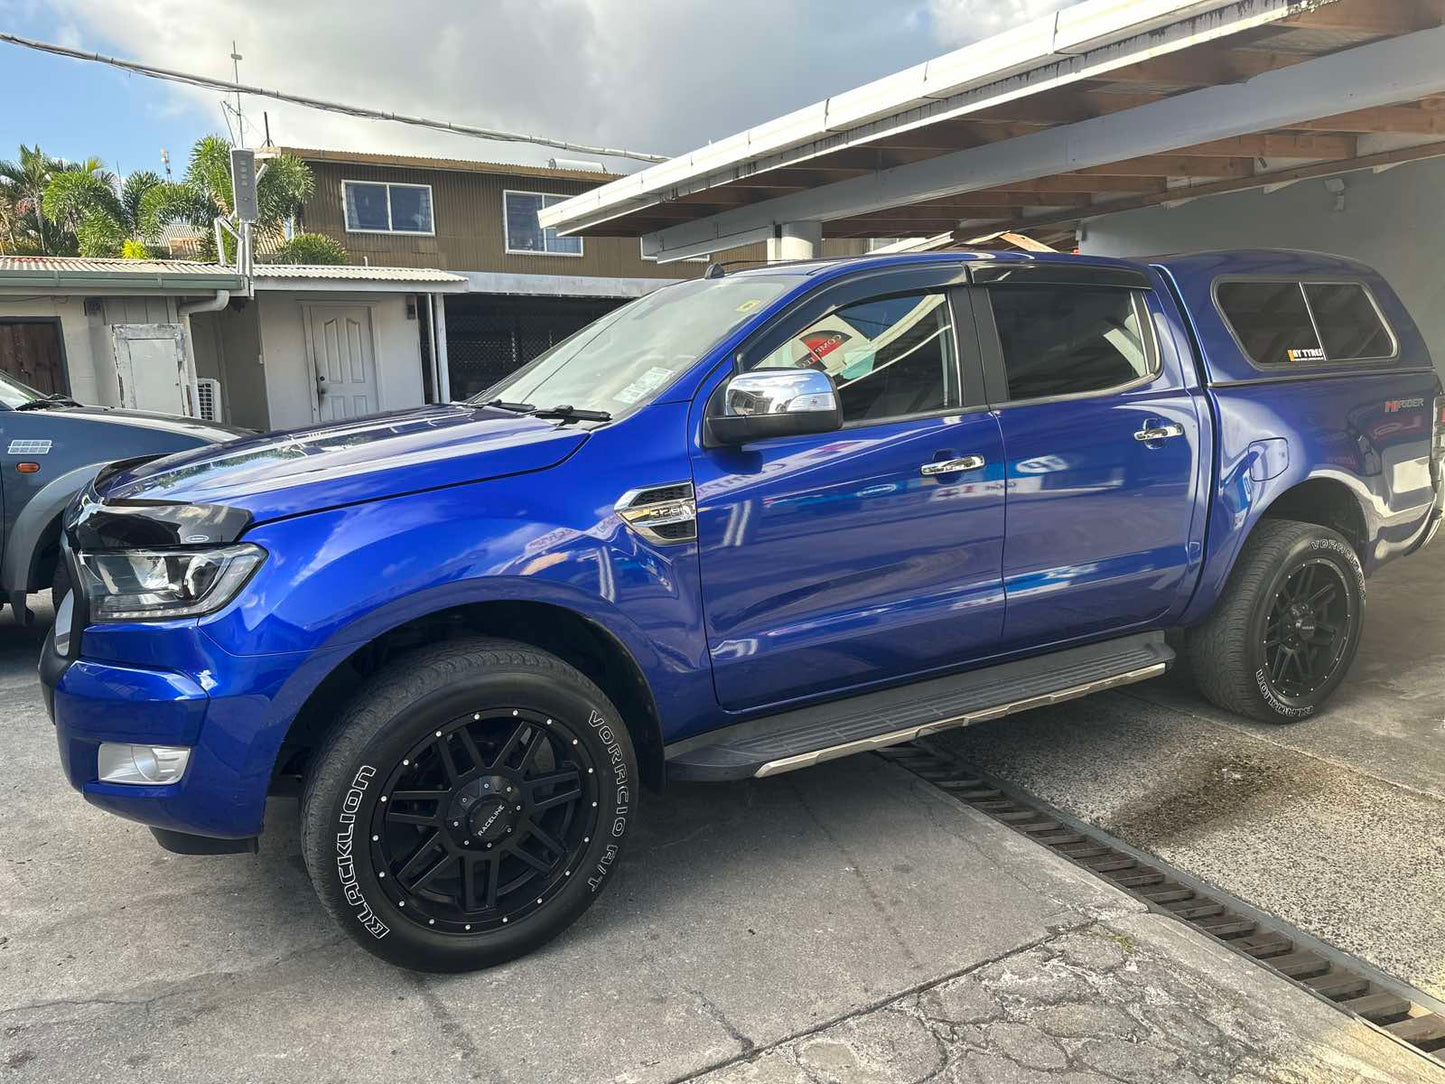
[3,136,337,265]
[0,145,114,255]
[264,231,349,265]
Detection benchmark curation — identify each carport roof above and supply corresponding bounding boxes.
[541,0,1445,259]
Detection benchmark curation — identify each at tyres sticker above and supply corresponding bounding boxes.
[586,709,630,892]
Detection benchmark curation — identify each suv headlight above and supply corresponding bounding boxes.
[76,543,266,621]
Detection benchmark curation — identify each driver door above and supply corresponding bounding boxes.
[691,277,1006,712]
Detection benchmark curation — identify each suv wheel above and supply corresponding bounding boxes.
[1187,519,1364,723]
[300,638,637,972]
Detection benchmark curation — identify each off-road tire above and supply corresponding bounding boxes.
[1187,519,1364,723]
[300,637,637,972]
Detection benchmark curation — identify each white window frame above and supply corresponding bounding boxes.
[503,190,584,258]
[341,180,436,236]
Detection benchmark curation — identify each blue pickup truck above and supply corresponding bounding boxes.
[42,249,1442,971]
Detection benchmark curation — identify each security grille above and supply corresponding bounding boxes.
[444,295,623,401]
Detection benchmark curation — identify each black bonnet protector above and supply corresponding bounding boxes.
[67,482,252,551]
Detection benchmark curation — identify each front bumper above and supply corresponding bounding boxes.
[42,618,334,841]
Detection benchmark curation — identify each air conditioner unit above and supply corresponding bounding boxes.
[195,377,222,422]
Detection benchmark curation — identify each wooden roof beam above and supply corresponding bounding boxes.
[1179,133,1357,158]
[911,190,1092,209]
[1092,48,1301,89]
[1283,0,1442,36]
[1292,105,1445,134]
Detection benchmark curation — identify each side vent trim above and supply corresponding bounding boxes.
[615,482,697,545]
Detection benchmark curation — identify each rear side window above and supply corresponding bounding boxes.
[988,286,1154,401]
[1304,283,1394,360]
[1216,280,1394,366]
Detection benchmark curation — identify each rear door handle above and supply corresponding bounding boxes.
[1134,423,1185,443]
[921,454,985,476]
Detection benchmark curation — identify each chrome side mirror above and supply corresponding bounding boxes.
[706,369,843,445]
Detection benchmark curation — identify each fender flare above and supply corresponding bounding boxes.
[2,462,102,596]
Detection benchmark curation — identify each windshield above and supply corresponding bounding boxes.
[476,275,795,416]
[0,370,46,409]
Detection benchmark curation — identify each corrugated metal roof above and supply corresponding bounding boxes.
[276,146,623,184]
[0,256,245,292]
[0,256,232,276]
[251,263,467,284]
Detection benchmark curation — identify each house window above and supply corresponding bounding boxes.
[342,181,434,234]
[504,191,583,256]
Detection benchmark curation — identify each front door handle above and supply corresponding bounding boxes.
[1134,423,1185,443]
[921,454,985,476]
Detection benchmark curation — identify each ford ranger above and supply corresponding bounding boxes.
[40,250,1443,971]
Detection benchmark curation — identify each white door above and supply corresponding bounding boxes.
[304,304,379,421]
[112,323,189,415]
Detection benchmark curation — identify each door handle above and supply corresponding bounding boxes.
[921,454,985,476]
[1134,423,1185,443]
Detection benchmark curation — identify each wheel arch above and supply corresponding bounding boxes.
[1256,474,1369,563]
[272,598,668,794]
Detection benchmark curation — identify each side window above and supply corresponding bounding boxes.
[1304,283,1394,360]
[752,292,959,423]
[989,286,1154,401]
[1216,281,1322,366]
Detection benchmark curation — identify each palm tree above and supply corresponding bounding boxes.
[0,145,112,255]
[140,135,328,262]
[43,169,164,257]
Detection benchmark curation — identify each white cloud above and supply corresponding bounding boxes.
[42,0,1076,170]
[928,0,1081,47]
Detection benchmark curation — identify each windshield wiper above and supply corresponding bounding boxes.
[532,404,612,423]
[15,393,80,411]
[481,398,537,413]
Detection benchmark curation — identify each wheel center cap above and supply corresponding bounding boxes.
[469,797,513,842]
[1287,602,1316,638]
[451,773,519,843]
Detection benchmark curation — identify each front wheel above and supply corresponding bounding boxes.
[300,638,637,972]
[1187,519,1364,723]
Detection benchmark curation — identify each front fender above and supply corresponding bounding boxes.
[2,462,102,596]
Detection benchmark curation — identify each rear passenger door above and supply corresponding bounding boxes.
[970,265,1203,650]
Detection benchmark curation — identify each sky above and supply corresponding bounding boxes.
[0,0,1079,177]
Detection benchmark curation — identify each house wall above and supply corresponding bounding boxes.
[0,294,190,407]
[254,291,426,432]
[1079,157,1445,377]
[300,160,689,279]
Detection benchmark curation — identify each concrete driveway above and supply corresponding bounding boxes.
[2,554,1442,1081]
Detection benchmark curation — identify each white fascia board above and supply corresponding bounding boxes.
[640,24,1445,261]
[541,0,1303,234]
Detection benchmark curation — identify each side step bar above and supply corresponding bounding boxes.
[665,632,1172,782]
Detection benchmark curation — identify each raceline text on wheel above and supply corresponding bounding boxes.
[301,639,637,971]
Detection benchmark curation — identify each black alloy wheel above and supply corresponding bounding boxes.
[301,638,638,972]
[372,707,599,934]
[1187,518,1365,723]
[1261,558,1354,701]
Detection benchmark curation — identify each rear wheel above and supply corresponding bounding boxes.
[1187,519,1364,723]
[300,638,637,971]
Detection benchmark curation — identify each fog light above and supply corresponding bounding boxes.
[97,743,191,785]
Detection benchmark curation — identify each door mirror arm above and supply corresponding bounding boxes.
[705,369,843,446]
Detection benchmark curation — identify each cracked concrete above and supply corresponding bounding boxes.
[688,916,1441,1084]
[3,582,1441,1082]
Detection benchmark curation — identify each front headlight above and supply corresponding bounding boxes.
[76,543,266,621]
